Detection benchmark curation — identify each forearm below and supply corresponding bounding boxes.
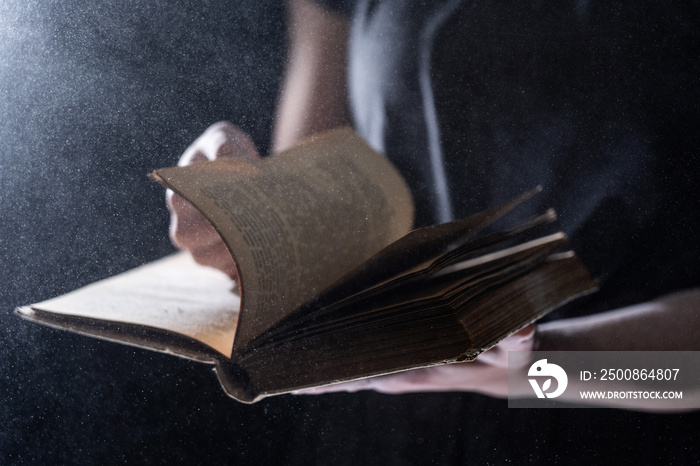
[504,290,700,410]
[536,289,700,352]
[273,0,351,152]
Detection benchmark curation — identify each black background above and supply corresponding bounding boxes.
[1,1,699,464]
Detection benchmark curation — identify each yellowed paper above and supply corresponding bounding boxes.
[25,253,240,358]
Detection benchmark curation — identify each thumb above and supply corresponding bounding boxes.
[178,121,260,166]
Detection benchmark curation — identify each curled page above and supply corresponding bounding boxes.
[152,128,415,348]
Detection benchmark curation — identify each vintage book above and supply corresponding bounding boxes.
[16,128,596,403]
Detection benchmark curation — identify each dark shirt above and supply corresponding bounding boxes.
[330,0,700,315]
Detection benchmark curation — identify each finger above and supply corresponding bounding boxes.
[167,191,212,230]
[369,363,509,396]
[293,378,378,395]
[170,210,223,252]
[295,367,455,394]
[366,365,490,394]
[209,121,259,160]
[188,240,239,281]
[166,189,200,219]
[170,210,239,280]
[498,323,536,349]
[179,121,259,166]
[167,192,238,279]
[477,324,537,368]
[293,363,510,397]
[167,193,222,249]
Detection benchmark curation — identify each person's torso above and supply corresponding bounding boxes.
[349,0,700,314]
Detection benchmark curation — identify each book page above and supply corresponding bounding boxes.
[20,253,240,358]
[296,188,546,315]
[152,128,415,348]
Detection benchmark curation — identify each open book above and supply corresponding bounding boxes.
[16,128,596,403]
